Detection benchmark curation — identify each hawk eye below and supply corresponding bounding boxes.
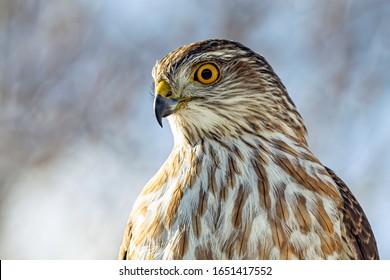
[194,63,220,85]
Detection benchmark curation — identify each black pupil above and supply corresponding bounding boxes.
[201,69,212,80]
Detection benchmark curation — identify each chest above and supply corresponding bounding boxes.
[129,157,343,260]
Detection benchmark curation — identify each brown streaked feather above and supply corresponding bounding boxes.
[172,227,189,259]
[233,144,245,162]
[335,235,343,254]
[219,183,228,202]
[224,235,235,260]
[148,212,165,241]
[294,195,312,234]
[197,188,208,216]
[195,245,214,259]
[279,241,292,260]
[301,151,321,164]
[119,220,132,259]
[258,241,272,259]
[286,243,298,259]
[208,144,220,166]
[208,165,217,194]
[314,199,335,234]
[320,234,336,257]
[228,155,241,178]
[192,189,207,238]
[145,251,155,260]
[236,222,253,259]
[133,221,150,246]
[258,144,271,163]
[226,165,237,190]
[165,182,184,228]
[275,190,289,222]
[231,185,249,228]
[170,150,185,178]
[325,167,379,260]
[192,213,202,238]
[252,158,271,210]
[268,216,287,250]
[141,169,168,195]
[275,156,340,200]
[130,201,148,217]
[189,150,203,179]
[273,139,299,158]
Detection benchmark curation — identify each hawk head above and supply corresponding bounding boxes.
[152,39,307,145]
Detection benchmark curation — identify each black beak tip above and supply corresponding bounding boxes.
[154,96,163,128]
[156,116,163,128]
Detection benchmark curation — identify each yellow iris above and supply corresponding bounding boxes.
[194,63,220,85]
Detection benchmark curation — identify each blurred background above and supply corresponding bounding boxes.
[0,0,389,259]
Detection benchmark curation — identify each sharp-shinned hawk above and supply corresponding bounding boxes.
[119,39,379,260]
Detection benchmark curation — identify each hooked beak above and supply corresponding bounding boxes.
[154,94,179,127]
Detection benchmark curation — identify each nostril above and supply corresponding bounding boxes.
[165,91,173,98]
